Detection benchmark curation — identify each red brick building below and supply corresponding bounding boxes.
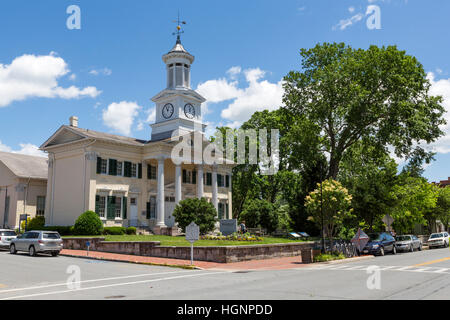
[436,177,450,187]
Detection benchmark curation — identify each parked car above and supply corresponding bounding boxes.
[10,231,63,256]
[0,229,17,249]
[427,232,450,249]
[362,232,397,256]
[395,235,422,252]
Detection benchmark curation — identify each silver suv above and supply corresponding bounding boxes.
[0,229,17,249]
[10,231,63,257]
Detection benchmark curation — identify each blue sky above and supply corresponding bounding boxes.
[0,0,449,182]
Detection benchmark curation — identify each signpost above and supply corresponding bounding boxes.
[86,241,91,257]
[185,222,199,266]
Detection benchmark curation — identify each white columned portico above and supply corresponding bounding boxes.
[197,164,204,198]
[175,164,182,204]
[212,165,218,212]
[156,157,167,227]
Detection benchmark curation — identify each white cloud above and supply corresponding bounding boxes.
[333,13,364,30]
[137,107,156,131]
[0,140,46,157]
[426,72,450,154]
[0,53,101,107]
[348,6,355,13]
[89,68,112,76]
[196,66,284,123]
[102,101,142,136]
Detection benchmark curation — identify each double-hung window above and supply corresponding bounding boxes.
[116,161,123,176]
[131,163,137,178]
[96,196,106,219]
[115,196,122,219]
[36,196,46,216]
[100,159,108,174]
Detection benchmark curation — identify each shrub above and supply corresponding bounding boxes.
[27,216,45,231]
[173,198,217,235]
[126,227,137,235]
[20,217,31,231]
[240,199,279,233]
[73,211,103,236]
[313,252,345,263]
[103,227,126,235]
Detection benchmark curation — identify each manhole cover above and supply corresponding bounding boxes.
[105,295,126,299]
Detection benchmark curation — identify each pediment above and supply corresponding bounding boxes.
[41,126,88,149]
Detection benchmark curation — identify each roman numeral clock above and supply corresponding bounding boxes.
[150,18,207,141]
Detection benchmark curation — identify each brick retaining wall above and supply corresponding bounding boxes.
[63,238,314,263]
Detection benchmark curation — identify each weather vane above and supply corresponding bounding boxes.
[172,12,186,42]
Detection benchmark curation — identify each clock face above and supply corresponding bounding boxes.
[184,104,195,119]
[162,103,174,119]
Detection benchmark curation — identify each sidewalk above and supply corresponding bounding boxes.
[60,249,308,271]
[60,249,373,271]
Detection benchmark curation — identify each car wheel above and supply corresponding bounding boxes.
[419,245,422,251]
[9,244,17,254]
[29,246,36,257]
[379,247,385,256]
[51,251,59,257]
[392,246,397,255]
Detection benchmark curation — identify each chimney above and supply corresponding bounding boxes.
[69,116,79,128]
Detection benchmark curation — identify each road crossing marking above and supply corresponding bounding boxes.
[305,265,450,275]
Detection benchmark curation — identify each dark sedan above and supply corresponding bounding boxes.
[362,232,397,256]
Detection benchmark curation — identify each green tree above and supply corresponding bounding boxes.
[435,187,450,232]
[283,42,446,179]
[27,216,45,231]
[339,142,398,232]
[239,199,279,233]
[173,198,217,235]
[390,176,439,234]
[305,179,354,241]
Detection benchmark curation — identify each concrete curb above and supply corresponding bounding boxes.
[312,255,375,266]
[60,253,201,270]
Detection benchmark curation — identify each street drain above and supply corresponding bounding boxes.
[233,271,252,273]
[105,295,126,299]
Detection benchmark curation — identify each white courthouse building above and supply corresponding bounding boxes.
[40,36,233,234]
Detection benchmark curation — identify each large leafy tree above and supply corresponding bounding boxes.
[283,42,446,179]
[435,187,450,232]
[390,176,439,234]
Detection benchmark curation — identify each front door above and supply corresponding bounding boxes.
[165,196,176,228]
[130,198,138,225]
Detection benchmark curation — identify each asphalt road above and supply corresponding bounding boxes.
[1,247,450,300]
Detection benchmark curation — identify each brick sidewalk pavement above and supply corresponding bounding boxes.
[60,249,306,271]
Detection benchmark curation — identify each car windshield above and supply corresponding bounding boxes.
[431,233,443,239]
[0,231,16,236]
[396,236,411,241]
[368,233,383,241]
[43,233,60,239]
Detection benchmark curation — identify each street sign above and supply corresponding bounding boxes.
[186,222,200,242]
[351,228,370,253]
[20,214,29,221]
[220,219,237,236]
[185,222,199,265]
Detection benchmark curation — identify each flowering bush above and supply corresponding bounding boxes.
[200,233,263,242]
[305,179,354,242]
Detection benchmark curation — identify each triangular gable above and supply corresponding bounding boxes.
[40,126,88,149]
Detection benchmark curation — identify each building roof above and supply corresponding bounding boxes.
[67,126,150,146]
[0,151,48,180]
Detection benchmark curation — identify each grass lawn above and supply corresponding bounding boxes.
[63,234,312,247]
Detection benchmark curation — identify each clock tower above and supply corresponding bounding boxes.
[150,31,207,141]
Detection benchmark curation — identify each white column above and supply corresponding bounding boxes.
[228,172,232,219]
[156,157,166,227]
[175,164,182,204]
[197,165,204,199]
[212,165,218,212]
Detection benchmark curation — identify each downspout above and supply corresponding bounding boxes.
[23,178,31,216]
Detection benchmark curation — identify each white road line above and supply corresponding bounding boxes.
[0,271,227,300]
[0,270,196,294]
[433,268,449,273]
[410,267,433,272]
[395,266,414,271]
